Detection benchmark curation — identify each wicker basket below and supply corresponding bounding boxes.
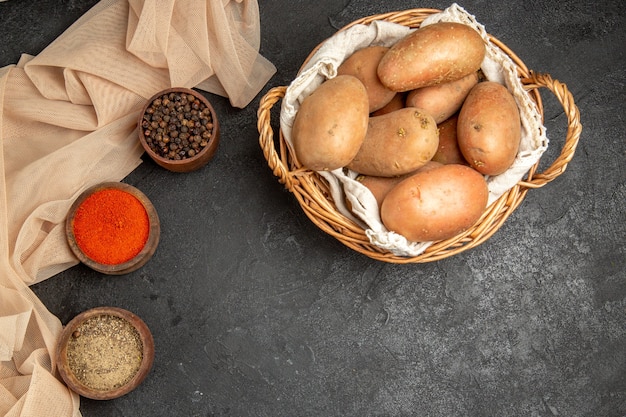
[257,9,582,264]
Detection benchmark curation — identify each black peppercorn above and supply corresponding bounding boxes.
[142,90,214,161]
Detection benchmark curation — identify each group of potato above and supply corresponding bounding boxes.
[292,22,522,242]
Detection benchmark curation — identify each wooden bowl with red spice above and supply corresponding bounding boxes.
[138,87,220,173]
[66,182,160,275]
[56,306,155,400]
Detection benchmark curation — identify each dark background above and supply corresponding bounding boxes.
[2,0,625,416]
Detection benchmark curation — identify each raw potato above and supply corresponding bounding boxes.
[338,46,397,113]
[405,71,479,123]
[292,75,369,171]
[380,164,489,242]
[371,93,405,117]
[431,115,468,165]
[378,22,486,92]
[457,81,521,175]
[355,161,443,209]
[347,107,439,177]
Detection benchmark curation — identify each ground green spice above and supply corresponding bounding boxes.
[66,314,143,391]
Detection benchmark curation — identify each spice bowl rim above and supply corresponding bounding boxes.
[56,306,155,400]
[138,87,220,173]
[65,182,160,275]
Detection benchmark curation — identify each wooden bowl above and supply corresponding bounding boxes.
[56,306,155,400]
[66,182,160,275]
[138,87,220,172]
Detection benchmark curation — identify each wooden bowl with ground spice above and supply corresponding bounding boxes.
[66,182,160,275]
[138,87,220,172]
[56,306,155,400]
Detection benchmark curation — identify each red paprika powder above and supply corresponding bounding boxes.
[72,188,150,265]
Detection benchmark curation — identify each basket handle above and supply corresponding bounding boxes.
[519,71,582,188]
[257,86,296,190]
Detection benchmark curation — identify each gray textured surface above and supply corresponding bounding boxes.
[2,0,625,416]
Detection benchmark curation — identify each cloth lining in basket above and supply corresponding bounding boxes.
[279,3,548,257]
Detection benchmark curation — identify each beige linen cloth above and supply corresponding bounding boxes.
[0,0,275,415]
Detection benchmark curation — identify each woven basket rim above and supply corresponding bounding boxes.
[257,8,582,263]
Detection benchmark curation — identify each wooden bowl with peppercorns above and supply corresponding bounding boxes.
[66,182,160,275]
[56,306,155,400]
[138,87,220,172]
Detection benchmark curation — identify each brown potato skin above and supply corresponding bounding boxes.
[431,114,468,165]
[370,93,405,116]
[380,164,488,242]
[338,46,397,113]
[378,22,486,92]
[347,107,439,177]
[355,161,443,209]
[292,75,369,171]
[457,81,521,175]
[405,71,479,123]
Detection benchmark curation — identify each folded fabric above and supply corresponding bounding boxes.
[0,1,275,415]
